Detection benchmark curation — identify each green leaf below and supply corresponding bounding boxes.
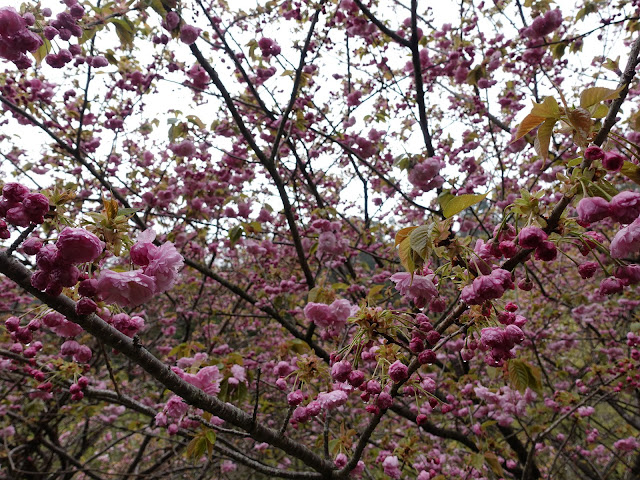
[367,284,385,299]
[513,114,545,141]
[535,118,556,160]
[484,452,504,476]
[621,161,640,186]
[409,224,433,260]
[530,96,560,118]
[31,36,52,65]
[508,359,542,393]
[228,225,243,245]
[116,207,140,217]
[397,236,415,273]
[442,193,489,218]
[110,18,135,48]
[567,157,582,167]
[185,436,208,461]
[580,86,623,109]
[394,226,417,247]
[204,429,217,445]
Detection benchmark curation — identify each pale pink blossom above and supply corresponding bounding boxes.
[316,390,348,410]
[390,272,438,308]
[97,269,156,307]
[610,217,640,258]
[143,241,184,292]
[304,299,352,329]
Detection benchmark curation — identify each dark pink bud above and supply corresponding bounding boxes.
[2,182,29,202]
[602,151,625,172]
[615,264,640,285]
[609,191,640,224]
[534,241,557,262]
[388,360,408,382]
[5,316,20,332]
[306,400,321,416]
[90,56,109,68]
[366,380,381,395]
[164,11,179,30]
[331,360,352,382]
[23,237,43,255]
[426,330,441,345]
[31,270,50,290]
[50,265,80,288]
[578,262,598,279]
[15,326,32,344]
[598,277,624,295]
[518,226,547,249]
[418,349,437,365]
[179,24,201,45]
[416,413,428,426]
[348,370,365,387]
[0,8,26,36]
[504,325,525,345]
[27,318,41,331]
[376,392,393,409]
[518,278,533,291]
[60,340,80,356]
[70,4,84,18]
[76,297,97,315]
[584,146,605,162]
[78,278,98,297]
[77,376,89,388]
[6,205,30,227]
[44,26,58,40]
[56,227,104,264]
[409,339,424,353]
[23,193,49,219]
[36,244,59,271]
[42,312,63,327]
[287,390,304,406]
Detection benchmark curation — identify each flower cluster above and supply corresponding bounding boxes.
[479,325,525,365]
[97,229,184,307]
[0,183,49,231]
[390,272,438,309]
[461,268,514,305]
[0,7,43,68]
[29,228,104,296]
[304,298,353,330]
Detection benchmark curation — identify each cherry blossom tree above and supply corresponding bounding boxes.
[1,0,640,478]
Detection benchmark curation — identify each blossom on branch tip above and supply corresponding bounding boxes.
[390,272,438,308]
[97,269,156,307]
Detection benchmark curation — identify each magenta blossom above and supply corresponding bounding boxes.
[609,191,640,224]
[304,298,352,329]
[390,272,438,308]
[56,227,104,264]
[143,241,184,292]
[610,216,640,258]
[97,269,156,307]
[577,196,610,224]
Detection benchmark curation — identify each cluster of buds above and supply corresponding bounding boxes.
[0,183,49,232]
[69,375,89,401]
[28,227,104,296]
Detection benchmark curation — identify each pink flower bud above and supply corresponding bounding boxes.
[56,227,104,264]
[518,226,547,249]
[287,390,304,406]
[577,196,610,224]
[388,360,408,382]
[602,151,625,172]
[418,349,437,365]
[584,146,605,161]
[376,392,393,409]
[578,262,598,279]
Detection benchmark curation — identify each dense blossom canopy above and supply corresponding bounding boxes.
[0,0,640,479]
